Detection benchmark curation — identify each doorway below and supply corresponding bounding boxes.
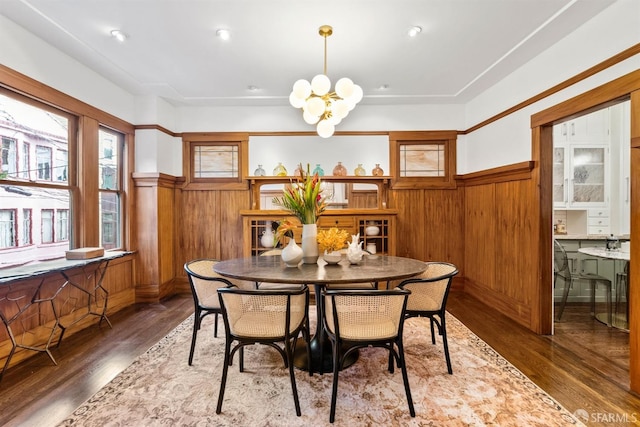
[532,68,640,391]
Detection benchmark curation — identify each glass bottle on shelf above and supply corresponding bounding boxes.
[372,164,384,176]
[273,162,287,176]
[332,161,347,176]
[313,164,325,176]
[253,164,266,176]
[293,164,304,177]
[354,164,366,176]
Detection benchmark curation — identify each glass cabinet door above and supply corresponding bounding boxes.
[553,146,566,206]
[570,146,606,205]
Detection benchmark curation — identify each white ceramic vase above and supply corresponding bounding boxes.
[261,221,274,247]
[323,250,342,264]
[281,238,303,267]
[301,224,319,264]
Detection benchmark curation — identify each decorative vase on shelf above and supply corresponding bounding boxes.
[332,162,347,176]
[301,223,319,264]
[281,238,303,267]
[293,164,304,177]
[313,164,325,176]
[372,164,384,176]
[365,221,380,236]
[254,164,266,176]
[273,162,287,176]
[354,164,366,176]
[261,221,274,247]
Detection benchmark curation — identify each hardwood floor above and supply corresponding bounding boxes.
[0,291,638,426]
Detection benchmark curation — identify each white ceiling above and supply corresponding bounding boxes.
[0,0,616,107]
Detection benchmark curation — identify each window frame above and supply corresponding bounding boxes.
[0,67,134,261]
[98,126,124,250]
[389,131,458,189]
[182,132,249,190]
[0,208,17,248]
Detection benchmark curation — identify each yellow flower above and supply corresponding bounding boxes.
[317,227,349,253]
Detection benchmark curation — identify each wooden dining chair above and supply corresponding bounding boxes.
[183,259,235,365]
[216,285,310,416]
[322,288,414,423]
[397,261,458,374]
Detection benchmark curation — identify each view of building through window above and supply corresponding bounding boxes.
[98,127,122,249]
[0,93,71,268]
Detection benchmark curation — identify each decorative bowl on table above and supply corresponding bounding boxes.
[323,251,342,264]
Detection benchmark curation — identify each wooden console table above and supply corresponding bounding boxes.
[0,251,130,380]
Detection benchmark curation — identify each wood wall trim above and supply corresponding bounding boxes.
[532,69,640,127]
[134,124,179,137]
[456,161,534,186]
[132,172,180,188]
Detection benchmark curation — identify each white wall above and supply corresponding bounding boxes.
[461,0,640,174]
[2,0,638,177]
[0,14,136,123]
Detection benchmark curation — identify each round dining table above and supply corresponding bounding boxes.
[578,246,630,330]
[213,254,428,374]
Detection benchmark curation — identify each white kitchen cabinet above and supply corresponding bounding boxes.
[553,108,610,144]
[553,144,609,210]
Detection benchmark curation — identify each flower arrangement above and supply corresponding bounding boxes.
[273,219,296,247]
[272,163,327,224]
[316,227,350,253]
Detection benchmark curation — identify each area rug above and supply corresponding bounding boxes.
[57,309,583,426]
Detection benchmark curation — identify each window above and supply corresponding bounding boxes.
[21,142,30,179]
[99,127,122,249]
[0,74,132,268]
[55,149,68,182]
[22,208,32,245]
[193,144,239,178]
[0,209,17,248]
[36,145,52,181]
[56,209,69,242]
[389,131,457,189]
[399,144,445,177]
[182,132,249,190]
[41,209,54,243]
[1,137,17,178]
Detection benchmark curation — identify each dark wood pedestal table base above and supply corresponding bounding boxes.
[214,255,427,374]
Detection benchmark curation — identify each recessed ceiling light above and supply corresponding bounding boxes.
[216,29,231,41]
[110,29,128,42]
[408,26,422,37]
[377,84,390,90]
[247,85,259,91]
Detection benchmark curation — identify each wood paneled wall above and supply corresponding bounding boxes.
[133,173,177,302]
[0,255,136,370]
[460,162,539,331]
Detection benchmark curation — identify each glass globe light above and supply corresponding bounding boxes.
[328,114,342,125]
[306,96,326,117]
[335,77,355,99]
[292,79,311,99]
[289,92,306,108]
[311,74,331,96]
[303,110,320,125]
[349,84,364,105]
[332,99,349,119]
[317,119,335,138]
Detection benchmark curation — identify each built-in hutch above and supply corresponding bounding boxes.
[241,176,397,257]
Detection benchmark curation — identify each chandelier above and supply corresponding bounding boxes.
[289,25,363,138]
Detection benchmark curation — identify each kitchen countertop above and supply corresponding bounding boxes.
[554,234,630,240]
